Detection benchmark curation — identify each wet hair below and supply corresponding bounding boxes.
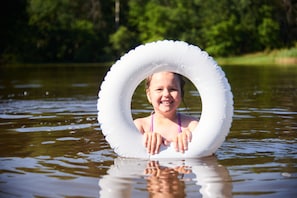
[145,72,185,98]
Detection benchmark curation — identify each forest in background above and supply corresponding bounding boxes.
[1,0,296,64]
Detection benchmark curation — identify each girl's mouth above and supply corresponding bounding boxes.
[160,100,173,105]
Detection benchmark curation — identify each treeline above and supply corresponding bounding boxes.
[1,0,296,64]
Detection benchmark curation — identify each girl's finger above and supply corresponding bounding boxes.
[173,137,178,152]
[150,134,156,154]
[155,135,162,154]
[143,132,148,147]
[182,133,188,151]
[187,130,192,142]
[147,134,152,153]
[178,134,184,153]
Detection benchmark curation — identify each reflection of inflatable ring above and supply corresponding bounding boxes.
[97,40,233,159]
[99,157,232,197]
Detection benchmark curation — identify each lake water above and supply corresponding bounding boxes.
[0,64,296,197]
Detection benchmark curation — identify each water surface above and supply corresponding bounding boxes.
[0,64,296,197]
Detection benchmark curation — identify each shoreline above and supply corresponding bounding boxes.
[216,46,297,66]
[2,47,297,67]
[217,57,297,66]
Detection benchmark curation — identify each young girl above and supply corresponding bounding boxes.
[134,71,198,155]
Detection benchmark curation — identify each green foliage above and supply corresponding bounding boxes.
[1,0,296,63]
[127,0,290,56]
[217,44,297,66]
[109,26,138,57]
[26,0,105,62]
[128,0,202,44]
[258,18,280,49]
[204,15,243,56]
[276,43,297,57]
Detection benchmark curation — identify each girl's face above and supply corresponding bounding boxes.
[146,72,182,114]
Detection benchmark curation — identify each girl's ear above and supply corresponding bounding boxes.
[146,89,152,103]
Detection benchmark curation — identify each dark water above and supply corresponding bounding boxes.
[0,64,296,197]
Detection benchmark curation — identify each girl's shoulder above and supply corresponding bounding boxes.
[180,113,199,131]
[133,116,151,133]
[134,115,150,124]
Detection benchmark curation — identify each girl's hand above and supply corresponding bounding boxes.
[173,129,192,153]
[143,132,163,155]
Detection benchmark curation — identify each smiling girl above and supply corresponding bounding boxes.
[134,71,198,155]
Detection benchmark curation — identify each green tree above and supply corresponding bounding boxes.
[204,15,243,56]
[109,26,137,57]
[198,0,285,56]
[1,0,296,63]
[27,0,114,62]
[258,18,280,49]
[128,0,202,44]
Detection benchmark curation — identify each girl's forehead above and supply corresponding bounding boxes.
[150,72,180,87]
[151,72,177,81]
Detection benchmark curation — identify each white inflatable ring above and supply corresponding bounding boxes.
[97,40,233,159]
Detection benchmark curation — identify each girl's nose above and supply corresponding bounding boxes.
[163,89,170,96]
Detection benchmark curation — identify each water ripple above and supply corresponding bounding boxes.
[14,123,92,133]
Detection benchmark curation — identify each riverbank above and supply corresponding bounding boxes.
[2,45,297,68]
[217,45,297,66]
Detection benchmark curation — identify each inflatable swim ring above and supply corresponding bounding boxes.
[97,40,233,159]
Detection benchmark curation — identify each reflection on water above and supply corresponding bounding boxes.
[99,157,232,198]
[0,65,296,197]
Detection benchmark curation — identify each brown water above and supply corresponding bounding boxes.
[0,64,296,197]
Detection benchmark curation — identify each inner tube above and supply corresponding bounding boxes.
[97,40,233,159]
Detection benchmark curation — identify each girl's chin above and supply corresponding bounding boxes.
[158,106,175,113]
